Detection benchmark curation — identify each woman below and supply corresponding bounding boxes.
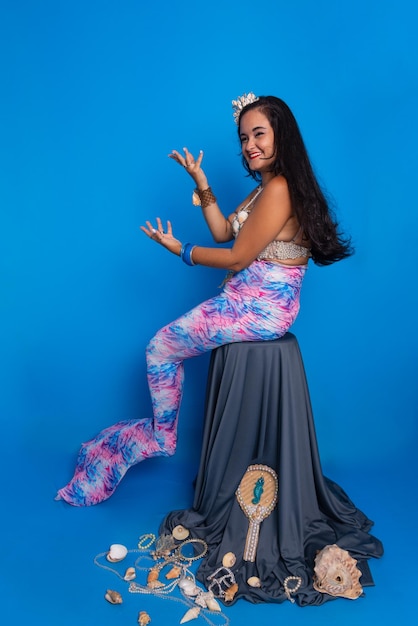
[57,94,352,506]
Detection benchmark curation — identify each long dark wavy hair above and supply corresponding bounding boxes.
[238,96,353,265]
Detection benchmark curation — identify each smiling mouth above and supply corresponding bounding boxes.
[248,152,262,160]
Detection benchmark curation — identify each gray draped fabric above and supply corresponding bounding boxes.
[160,333,383,606]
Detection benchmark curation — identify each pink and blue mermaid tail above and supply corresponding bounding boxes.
[56,261,306,506]
[55,418,163,506]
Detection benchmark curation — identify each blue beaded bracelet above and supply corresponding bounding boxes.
[180,243,196,266]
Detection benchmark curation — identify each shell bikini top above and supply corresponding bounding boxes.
[231,186,311,261]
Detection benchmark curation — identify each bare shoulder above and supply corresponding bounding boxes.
[263,175,290,198]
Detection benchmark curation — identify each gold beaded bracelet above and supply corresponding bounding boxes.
[192,187,217,209]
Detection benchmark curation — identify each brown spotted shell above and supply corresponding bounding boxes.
[105,589,123,604]
[313,544,363,599]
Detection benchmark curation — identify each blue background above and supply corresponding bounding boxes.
[1,1,417,624]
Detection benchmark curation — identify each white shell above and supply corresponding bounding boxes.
[123,567,136,581]
[222,552,236,568]
[204,595,221,612]
[247,576,261,588]
[172,525,190,540]
[178,577,200,597]
[180,607,201,623]
[107,543,128,562]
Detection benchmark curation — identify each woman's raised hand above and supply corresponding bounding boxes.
[169,147,207,187]
[140,217,182,256]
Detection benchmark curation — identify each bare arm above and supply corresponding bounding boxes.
[169,148,233,243]
[142,176,293,271]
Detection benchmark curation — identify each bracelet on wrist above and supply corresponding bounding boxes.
[192,186,217,209]
[180,243,196,266]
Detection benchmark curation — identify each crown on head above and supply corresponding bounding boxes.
[231,92,259,124]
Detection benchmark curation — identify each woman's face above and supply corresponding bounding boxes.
[239,109,276,174]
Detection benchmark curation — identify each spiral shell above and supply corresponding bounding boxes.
[180,607,201,623]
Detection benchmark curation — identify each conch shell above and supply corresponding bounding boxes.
[165,565,182,579]
[138,611,151,625]
[123,567,136,581]
[105,589,123,604]
[313,544,363,599]
[180,607,201,623]
[224,582,238,602]
[200,592,221,612]
[147,567,164,589]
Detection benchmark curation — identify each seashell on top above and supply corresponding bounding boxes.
[180,607,200,623]
[106,543,128,562]
[172,525,190,541]
[222,552,236,568]
[247,576,261,588]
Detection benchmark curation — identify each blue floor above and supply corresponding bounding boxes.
[4,430,417,626]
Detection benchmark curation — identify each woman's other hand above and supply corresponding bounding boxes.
[169,147,207,189]
[140,218,182,256]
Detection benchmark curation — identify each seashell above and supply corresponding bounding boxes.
[222,552,236,568]
[123,567,136,581]
[224,582,238,602]
[178,577,200,597]
[165,565,182,580]
[138,611,151,625]
[172,525,190,541]
[313,544,363,599]
[105,589,123,604]
[247,576,261,588]
[107,543,128,562]
[147,567,164,589]
[180,607,201,623]
[204,594,221,612]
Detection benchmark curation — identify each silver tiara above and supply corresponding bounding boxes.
[231,92,259,124]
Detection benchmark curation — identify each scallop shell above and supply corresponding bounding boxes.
[247,576,261,588]
[222,552,236,568]
[123,567,136,581]
[105,589,123,604]
[178,577,200,596]
[224,582,238,602]
[313,544,363,599]
[165,565,182,580]
[106,543,128,562]
[180,607,201,623]
[138,611,151,625]
[172,525,190,541]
